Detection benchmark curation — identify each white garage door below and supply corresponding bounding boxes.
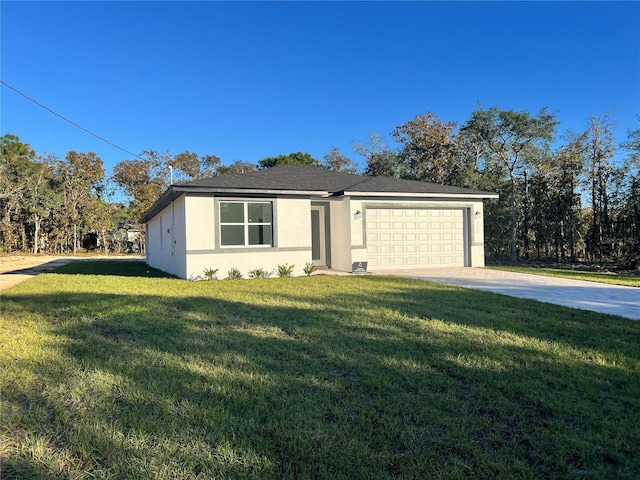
[366,208,466,269]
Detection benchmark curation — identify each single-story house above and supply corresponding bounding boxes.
[140,165,498,279]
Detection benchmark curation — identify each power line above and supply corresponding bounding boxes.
[1,80,145,160]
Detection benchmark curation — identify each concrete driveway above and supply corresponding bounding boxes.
[375,267,640,320]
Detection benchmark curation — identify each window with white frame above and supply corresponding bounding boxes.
[219,201,272,247]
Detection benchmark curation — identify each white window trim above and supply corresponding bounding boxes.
[219,201,273,248]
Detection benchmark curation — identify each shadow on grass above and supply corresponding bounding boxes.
[324,276,640,355]
[53,260,173,278]
[1,258,74,276]
[2,275,639,479]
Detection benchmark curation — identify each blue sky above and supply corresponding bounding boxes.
[2,1,639,174]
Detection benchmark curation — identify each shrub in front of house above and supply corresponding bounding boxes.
[303,262,315,276]
[225,267,242,280]
[202,267,219,280]
[248,268,271,279]
[276,263,295,278]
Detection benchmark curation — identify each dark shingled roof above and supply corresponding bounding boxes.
[175,165,495,195]
[141,165,497,223]
[174,165,363,192]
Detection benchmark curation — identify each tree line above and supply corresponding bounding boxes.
[1,105,639,267]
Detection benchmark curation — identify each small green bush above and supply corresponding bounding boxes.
[303,262,316,276]
[276,263,295,278]
[202,267,219,280]
[225,267,242,280]
[248,268,270,279]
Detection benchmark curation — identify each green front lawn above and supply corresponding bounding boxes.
[487,265,640,287]
[2,261,639,479]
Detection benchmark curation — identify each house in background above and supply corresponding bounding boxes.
[141,165,498,279]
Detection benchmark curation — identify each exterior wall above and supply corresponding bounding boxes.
[275,198,312,248]
[146,202,179,275]
[185,195,215,251]
[173,195,187,279]
[183,195,313,279]
[327,198,352,271]
[188,250,312,279]
[146,191,490,279]
[469,201,486,267]
[348,198,368,267]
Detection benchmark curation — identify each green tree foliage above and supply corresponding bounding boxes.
[170,151,201,180]
[354,132,400,177]
[618,123,640,267]
[461,106,558,262]
[59,151,105,253]
[113,149,226,222]
[200,154,223,177]
[392,112,471,186]
[112,157,166,222]
[0,135,60,253]
[170,151,223,180]
[322,147,358,173]
[0,134,35,252]
[257,152,319,169]
[217,160,255,175]
[583,114,616,262]
[0,136,227,254]
[621,122,640,168]
[24,155,59,254]
[547,131,587,261]
[0,142,108,255]
[363,151,399,177]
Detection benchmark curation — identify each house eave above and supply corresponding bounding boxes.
[342,191,499,199]
[172,186,331,197]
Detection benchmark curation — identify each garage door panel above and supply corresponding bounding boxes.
[367,208,465,269]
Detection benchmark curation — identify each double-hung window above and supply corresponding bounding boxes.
[220,201,272,247]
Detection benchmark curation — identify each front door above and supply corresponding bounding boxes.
[310,206,326,267]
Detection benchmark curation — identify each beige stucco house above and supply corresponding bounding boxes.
[141,165,498,279]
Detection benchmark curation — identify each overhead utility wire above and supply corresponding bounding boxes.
[1,80,145,160]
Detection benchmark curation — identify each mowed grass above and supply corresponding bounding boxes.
[487,265,640,288]
[52,259,170,278]
[1,261,639,479]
